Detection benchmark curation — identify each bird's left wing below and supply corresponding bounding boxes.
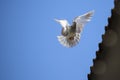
[54,19,70,29]
[73,10,94,33]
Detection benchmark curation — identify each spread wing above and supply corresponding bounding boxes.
[73,10,94,33]
[54,19,70,29]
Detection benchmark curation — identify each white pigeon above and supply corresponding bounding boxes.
[55,10,94,48]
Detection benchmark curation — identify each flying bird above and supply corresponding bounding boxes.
[55,10,94,48]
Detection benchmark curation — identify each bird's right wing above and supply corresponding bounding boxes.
[73,10,94,33]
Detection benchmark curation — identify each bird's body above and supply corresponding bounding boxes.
[55,10,94,47]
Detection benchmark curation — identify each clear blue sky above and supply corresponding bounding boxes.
[0,0,114,80]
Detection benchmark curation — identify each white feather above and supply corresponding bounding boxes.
[73,10,94,33]
[55,10,94,48]
[54,19,70,29]
[57,33,80,48]
[73,10,94,24]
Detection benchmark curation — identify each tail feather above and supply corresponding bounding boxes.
[57,33,80,48]
[57,36,69,47]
